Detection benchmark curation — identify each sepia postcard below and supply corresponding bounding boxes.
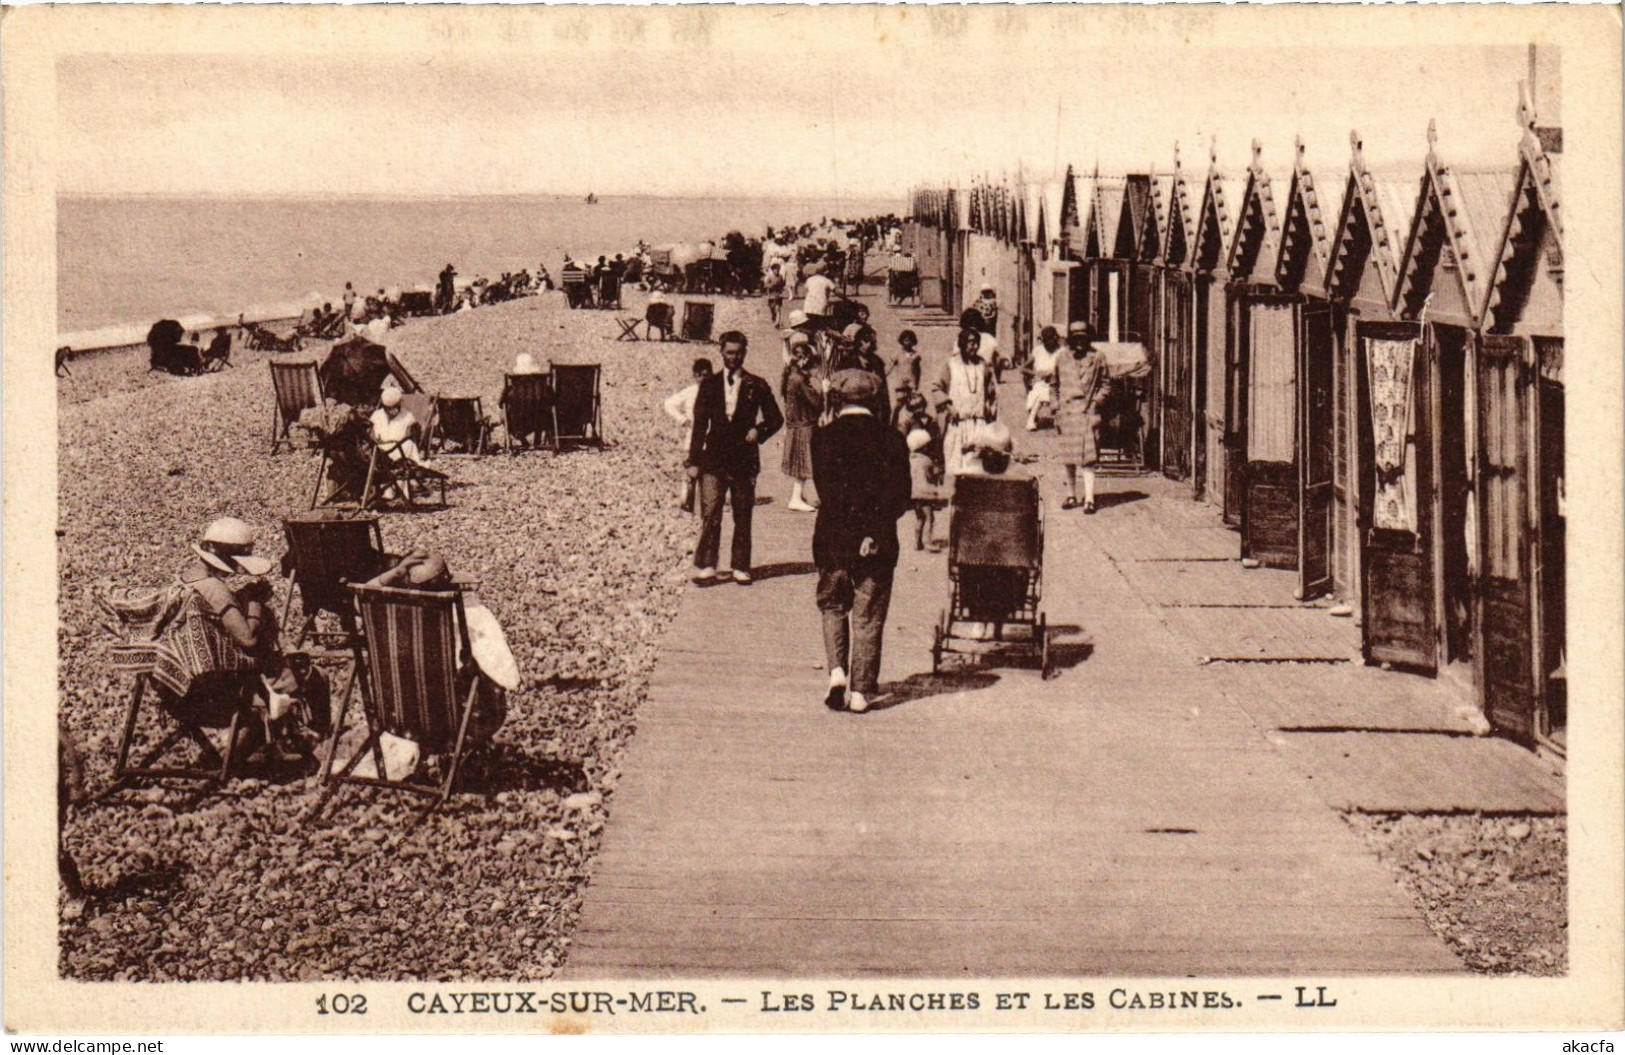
[4,2,1622,1038]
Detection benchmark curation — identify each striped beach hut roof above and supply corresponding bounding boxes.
[1482,86,1563,333]
[1042,179,1068,249]
[1022,181,1046,245]
[1275,137,1337,293]
[1394,121,1518,325]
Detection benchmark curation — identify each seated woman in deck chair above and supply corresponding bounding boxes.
[101,518,325,765]
[356,552,518,780]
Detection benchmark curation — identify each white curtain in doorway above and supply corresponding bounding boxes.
[1366,336,1419,532]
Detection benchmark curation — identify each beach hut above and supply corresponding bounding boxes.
[1473,70,1564,749]
[1380,122,1517,688]
[1157,146,1203,484]
[1189,143,1245,513]
[1082,174,1128,340]
[1320,134,1421,613]
[1033,177,1079,335]
[1265,137,1342,598]
[1223,142,1293,544]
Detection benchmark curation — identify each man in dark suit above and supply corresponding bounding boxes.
[811,369,913,712]
[688,331,784,584]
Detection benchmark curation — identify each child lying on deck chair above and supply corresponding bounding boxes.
[355,552,519,780]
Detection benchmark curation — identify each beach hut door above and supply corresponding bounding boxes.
[1298,300,1336,599]
[1239,294,1299,568]
[1358,323,1436,673]
[1475,335,1536,741]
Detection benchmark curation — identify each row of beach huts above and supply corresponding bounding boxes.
[902,57,1565,753]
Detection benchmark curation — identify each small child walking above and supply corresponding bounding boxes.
[897,392,946,550]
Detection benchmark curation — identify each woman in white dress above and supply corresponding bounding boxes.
[929,311,999,480]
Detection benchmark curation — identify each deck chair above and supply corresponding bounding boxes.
[359,438,448,511]
[614,315,643,341]
[270,359,326,454]
[386,352,424,394]
[280,512,391,651]
[597,272,622,310]
[99,585,264,790]
[645,302,676,341]
[314,583,481,810]
[550,363,604,448]
[680,301,715,343]
[499,372,556,453]
[430,395,490,455]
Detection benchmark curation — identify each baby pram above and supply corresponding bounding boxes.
[931,474,1051,678]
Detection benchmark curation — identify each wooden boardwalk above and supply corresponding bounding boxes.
[566,290,1467,977]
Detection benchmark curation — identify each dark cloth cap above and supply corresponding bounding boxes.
[830,369,881,403]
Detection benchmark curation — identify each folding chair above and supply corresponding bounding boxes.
[99,586,263,791]
[313,583,482,811]
[645,302,676,341]
[597,273,622,310]
[499,372,556,453]
[550,363,605,448]
[386,352,424,394]
[680,301,715,343]
[430,395,490,456]
[280,512,391,651]
[614,315,644,342]
[270,359,326,454]
[359,438,449,511]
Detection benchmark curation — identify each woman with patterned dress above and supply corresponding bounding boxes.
[1055,321,1112,513]
[780,338,824,512]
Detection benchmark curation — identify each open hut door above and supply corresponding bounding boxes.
[1358,322,1436,672]
[1222,289,1249,526]
[1475,335,1536,742]
[1298,301,1336,598]
[1240,294,1299,567]
[1534,338,1565,747]
[1161,271,1194,481]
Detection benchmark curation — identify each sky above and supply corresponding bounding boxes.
[55,10,1541,200]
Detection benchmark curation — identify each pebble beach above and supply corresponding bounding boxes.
[57,287,775,980]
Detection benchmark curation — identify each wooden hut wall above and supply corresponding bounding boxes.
[1473,121,1564,748]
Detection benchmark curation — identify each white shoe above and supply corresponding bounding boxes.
[847,691,870,714]
[732,569,753,584]
[692,567,717,583]
[787,499,816,513]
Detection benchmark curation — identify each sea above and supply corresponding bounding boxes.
[56,193,898,349]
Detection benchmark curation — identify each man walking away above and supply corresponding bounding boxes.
[687,332,784,584]
[812,370,913,713]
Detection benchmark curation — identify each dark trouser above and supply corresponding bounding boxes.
[816,562,896,696]
[695,468,756,571]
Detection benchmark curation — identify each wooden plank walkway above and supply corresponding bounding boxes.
[565,287,1464,978]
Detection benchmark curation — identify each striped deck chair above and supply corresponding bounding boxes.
[314,583,480,810]
[499,372,555,453]
[98,584,263,790]
[430,395,490,456]
[270,359,326,454]
[550,363,604,448]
